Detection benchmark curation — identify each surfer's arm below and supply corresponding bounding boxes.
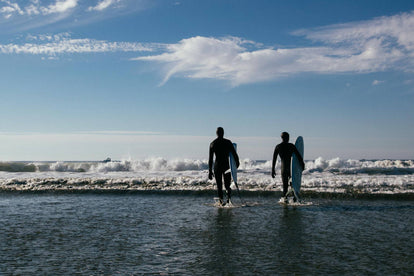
[272,147,279,178]
[208,144,214,179]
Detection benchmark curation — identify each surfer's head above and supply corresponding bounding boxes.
[216,127,224,138]
[281,132,289,142]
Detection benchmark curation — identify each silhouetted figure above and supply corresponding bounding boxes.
[209,127,240,206]
[272,132,305,201]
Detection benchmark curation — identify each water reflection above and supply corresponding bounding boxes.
[275,206,306,272]
[201,208,241,275]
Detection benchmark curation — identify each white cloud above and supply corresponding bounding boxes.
[134,11,414,86]
[0,33,155,55]
[0,0,23,17]
[134,36,398,86]
[88,0,116,12]
[0,0,77,17]
[0,6,16,13]
[372,80,385,85]
[25,4,41,15]
[135,36,252,85]
[2,9,414,86]
[0,0,133,21]
[40,0,78,15]
[295,11,414,51]
[0,1,148,32]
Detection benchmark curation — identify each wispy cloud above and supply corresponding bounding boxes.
[0,0,78,17]
[134,36,258,86]
[0,0,147,31]
[0,32,156,55]
[40,0,78,15]
[134,11,414,86]
[87,0,117,12]
[294,11,414,51]
[0,0,23,18]
[3,9,414,86]
[79,130,165,135]
[372,80,385,85]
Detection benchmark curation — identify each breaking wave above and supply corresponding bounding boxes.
[0,157,413,196]
[304,157,414,175]
[0,157,413,174]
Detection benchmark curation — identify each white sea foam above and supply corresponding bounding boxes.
[0,157,413,194]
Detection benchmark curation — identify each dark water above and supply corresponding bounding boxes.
[0,193,413,275]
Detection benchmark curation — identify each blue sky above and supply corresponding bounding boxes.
[0,0,413,160]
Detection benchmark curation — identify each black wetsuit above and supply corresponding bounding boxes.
[209,137,239,201]
[272,141,304,197]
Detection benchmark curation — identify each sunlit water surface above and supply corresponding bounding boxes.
[1,193,413,275]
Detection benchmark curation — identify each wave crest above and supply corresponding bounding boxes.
[305,157,414,175]
[0,157,413,175]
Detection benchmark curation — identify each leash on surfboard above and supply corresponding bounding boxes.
[233,180,245,205]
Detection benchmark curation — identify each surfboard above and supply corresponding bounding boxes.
[229,143,245,204]
[229,143,238,184]
[291,136,304,201]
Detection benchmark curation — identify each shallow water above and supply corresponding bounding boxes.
[1,193,413,275]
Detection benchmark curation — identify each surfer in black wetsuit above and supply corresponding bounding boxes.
[209,127,240,206]
[272,132,305,202]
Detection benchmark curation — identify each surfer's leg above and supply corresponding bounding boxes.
[223,172,232,202]
[214,170,224,202]
[281,173,289,197]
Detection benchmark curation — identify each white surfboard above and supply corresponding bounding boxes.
[229,143,238,183]
[229,143,245,204]
[291,136,304,201]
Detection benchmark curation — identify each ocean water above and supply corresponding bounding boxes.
[1,157,413,274]
[0,193,413,275]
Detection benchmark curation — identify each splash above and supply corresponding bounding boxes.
[0,157,413,195]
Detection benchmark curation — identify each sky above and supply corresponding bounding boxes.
[0,0,413,161]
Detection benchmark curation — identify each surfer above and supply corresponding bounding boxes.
[272,132,305,202]
[209,127,240,206]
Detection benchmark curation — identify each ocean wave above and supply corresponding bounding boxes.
[304,157,414,175]
[1,157,411,196]
[0,162,37,172]
[0,157,413,175]
[1,172,413,197]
